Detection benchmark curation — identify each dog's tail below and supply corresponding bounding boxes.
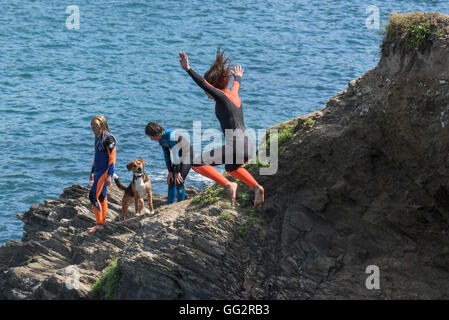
[113,174,127,191]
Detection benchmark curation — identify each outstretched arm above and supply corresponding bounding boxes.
[179,51,224,99]
[230,65,243,96]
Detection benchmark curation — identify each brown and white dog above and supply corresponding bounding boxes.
[113,159,154,220]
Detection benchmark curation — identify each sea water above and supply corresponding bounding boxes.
[1,0,448,245]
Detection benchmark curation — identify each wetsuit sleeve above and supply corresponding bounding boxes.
[230,75,241,97]
[91,160,95,174]
[169,131,180,173]
[186,68,224,100]
[104,136,116,177]
[162,145,174,173]
[170,132,182,174]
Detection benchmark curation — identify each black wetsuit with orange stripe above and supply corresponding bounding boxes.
[186,68,255,171]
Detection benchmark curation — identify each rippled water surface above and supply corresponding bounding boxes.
[1,0,448,244]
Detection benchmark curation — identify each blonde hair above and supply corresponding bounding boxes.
[91,115,111,147]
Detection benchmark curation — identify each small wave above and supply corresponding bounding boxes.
[39,43,69,49]
[1,173,33,179]
[0,81,15,86]
[115,2,150,8]
[19,156,72,164]
[41,118,66,124]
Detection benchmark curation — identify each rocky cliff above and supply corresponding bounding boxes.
[2,12,449,299]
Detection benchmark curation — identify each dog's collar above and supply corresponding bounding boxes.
[133,167,147,179]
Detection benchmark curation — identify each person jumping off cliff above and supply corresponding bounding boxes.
[178,49,264,208]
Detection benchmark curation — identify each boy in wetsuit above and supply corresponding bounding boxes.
[145,122,193,204]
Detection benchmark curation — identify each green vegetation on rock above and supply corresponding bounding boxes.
[220,202,232,210]
[244,155,271,171]
[91,259,122,300]
[236,192,265,237]
[191,185,225,206]
[245,119,303,170]
[26,256,42,265]
[304,119,316,127]
[384,12,444,53]
[263,125,294,151]
[219,210,232,221]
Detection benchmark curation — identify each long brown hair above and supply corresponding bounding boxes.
[91,115,111,147]
[204,48,231,90]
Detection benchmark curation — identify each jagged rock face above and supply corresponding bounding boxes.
[116,202,247,299]
[255,22,449,298]
[3,14,449,300]
[0,184,200,299]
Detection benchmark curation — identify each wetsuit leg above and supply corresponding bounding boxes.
[192,133,257,188]
[89,171,108,225]
[167,182,177,205]
[191,165,229,186]
[227,167,258,188]
[100,193,108,224]
[176,185,186,202]
[225,133,258,188]
[176,162,191,202]
[192,145,229,186]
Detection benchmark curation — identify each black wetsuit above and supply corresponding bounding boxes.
[186,68,255,171]
[159,129,194,204]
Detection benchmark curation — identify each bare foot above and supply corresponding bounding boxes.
[224,182,238,206]
[254,184,264,208]
[88,224,104,233]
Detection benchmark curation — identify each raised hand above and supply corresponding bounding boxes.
[231,65,244,77]
[179,51,190,71]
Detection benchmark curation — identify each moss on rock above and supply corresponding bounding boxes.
[383,12,444,54]
[91,259,122,300]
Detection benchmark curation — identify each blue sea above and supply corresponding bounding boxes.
[1,0,448,245]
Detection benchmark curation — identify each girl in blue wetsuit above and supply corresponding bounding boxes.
[145,122,193,205]
[88,115,116,233]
